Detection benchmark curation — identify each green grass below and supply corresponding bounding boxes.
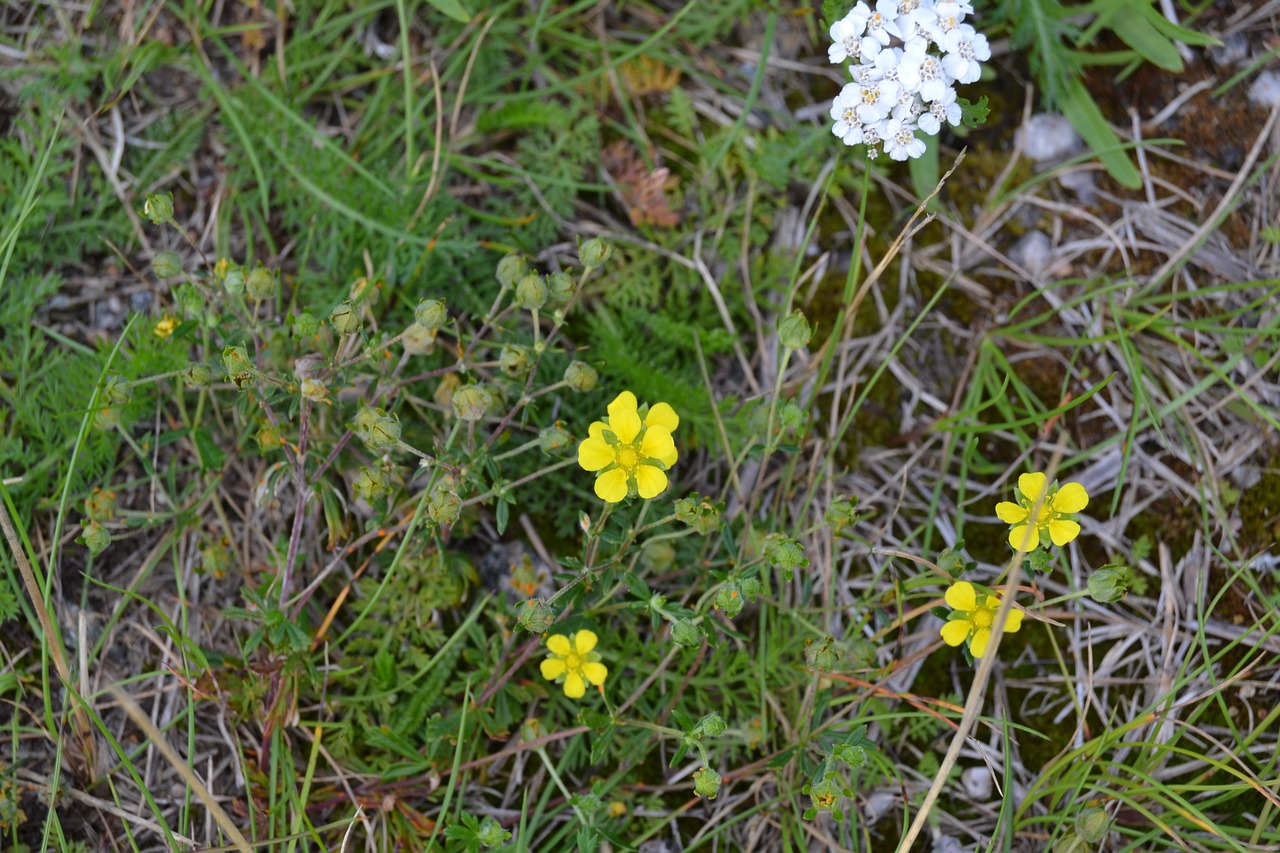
[2,1,1279,851]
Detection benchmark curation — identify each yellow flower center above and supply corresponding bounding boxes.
[972,609,994,629]
[616,447,640,470]
[564,652,582,670]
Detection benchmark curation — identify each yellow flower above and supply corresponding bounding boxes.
[939,581,1023,659]
[153,315,177,340]
[576,391,678,503]
[540,630,608,698]
[995,472,1089,551]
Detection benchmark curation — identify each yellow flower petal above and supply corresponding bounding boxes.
[940,619,971,647]
[944,581,977,612]
[1018,472,1048,504]
[588,420,608,440]
[594,468,630,503]
[645,402,679,433]
[578,436,616,472]
[969,628,991,659]
[1048,518,1081,546]
[1002,607,1024,634]
[634,464,668,499]
[573,630,598,655]
[1051,482,1089,513]
[639,427,675,465]
[610,408,642,444]
[607,391,638,421]
[546,634,571,656]
[540,659,567,680]
[1008,523,1039,551]
[581,662,608,686]
[563,671,586,699]
[995,501,1028,524]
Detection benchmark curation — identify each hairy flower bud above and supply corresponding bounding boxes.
[692,713,726,738]
[496,254,527,288]
[675,494,722,534]
[499,343,531,378]
[245,265,277,302]
[825,495,859,533]
[778,310,812,350]
[403,323,438,355]
[353,465,392,501]
[804,637,842,673]
[451,385,491,422]
[538,421,573,454]
[763,533,809,580]
[428,485,462,525]
[692,767,722,800]
[355,406,400,452]
[546,271,575,308]
[517,598,556,633]
[300,378,330,403]
[329,301,361,335]
[1088,567,1129,603]
[142,192,174,226]
[670,619,703,648]
[414,299,448,331]
[78,520,111,557]
[1075,806,1111,843]
[563,360,598,392]
[222,345,254,389]
[292,311,320,339]
[578,236,613,268]
[152,251,183,279]
[514,273,548,310]
[84,487,117,522]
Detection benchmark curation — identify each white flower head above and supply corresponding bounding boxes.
[883,118,927,160]
[854,78,903,123]
[828,10,868,64]
[918,87,961,134]
[897,39,950,101]
[928,1,973,44]
[854,0,905,47]
[942,24,989,84]
[830,84,866,145]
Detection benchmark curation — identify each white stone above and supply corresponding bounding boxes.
[961,764,993,800]
[1008,231,1053,277]
[1248,70,1280,108]
[1018,113,1082,163]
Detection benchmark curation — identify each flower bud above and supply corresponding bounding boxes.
[476,816,510,848]
[517,598,556,633]
[675,494,722,535]
[84,488,118,522]
[78,520,111,557]
[670,619,703,648]
[832,743,867,768]
[101,373,132,406]
[355,406,400,452]
[546,271,575,308]
[329,301,361,335]
[300,378,330,403]
[292,311,320,339]
[578,236,612,268]
[434,372,461,411]
[563,360,598,392]
[256,421,284,451]
[499,343,531,378]
[414,299,448,331]
[496,254,527,287]
[153,315,177,340]
[93,406,121,430]
[403,323,438,355]
[245,265,277,302]
[1075,806,1111,843]
[804,637,842,673]
[692,767,722,800]
[538,421,573,454]
[825,495,859,534]
[223,266,245,296]
[514,273,547,310]
[641,539,675,573]
[353,466,392,502]
[142,192,174,225]
[763,533,809,579]
[714,580,747,618]
[1088,567,1129,603]
[428,486,462,525]
[152,251,183,279]
[1052,834,1090,853]
[222,345,254,389]
[451,384,491,422]
[692,713,726,738]
[778,309,812,350]
[183,363,214,388]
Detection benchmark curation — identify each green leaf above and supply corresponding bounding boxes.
[958,96,990,129]
[1058,77,1142,189]
[908,132,940,208]
[1109,5,1182,72]
[192,427,225,472]
[425,0,470,24]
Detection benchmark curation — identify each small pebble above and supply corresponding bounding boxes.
[1008,231,1053,278]
[961,765,993,800]
[1018,113,1082,163]
[130,291,154,312]
[932,835,966,853]
[1210,33,1249,68]
[1248,70,1280,108]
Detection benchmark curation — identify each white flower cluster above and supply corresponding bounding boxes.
[827,0,989,160]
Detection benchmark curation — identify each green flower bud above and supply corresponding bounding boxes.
[245,265,277,302]
[174,283,205,322]
[578,236,612,269]
[763,533,809,580]
[714,579,747,618]
[152,250,183,279]
[804,637,842,673]
[546,271,575,308]
[329,301,361,336]
[803,774,847,819]
[778,401,806,432]
[300,378,330,403]
[78,520,111,557]
[355,407,401,452]
[353,466,392,502]
[256,421,284,452]
[641,539,676,573]
[403,323,439,355]
[222,345,254,389]
[1052,834,1090,853]
[142,191,174,225]
[692,713,726,738]
[414,299,448,331]
[476,816,510,848]
[496,254,527,287]
[223,266,245,296]
[692,767,722,800]
[1075,806,1111,843]
[514,273,548,310]
[499,343,531,377]
[292,311,320,339]
[825,495,860,533]
[428,486,462,525]
[675,494,722,535]
[516,598,556,633]
[832,743,867,768]
[1088,567,1129,603]
[670,619,703,648]
[84,487,118,522]
[93,406,121,430]
[563,360,598,392]
[538,421,574,454]
[778,309,812,350]
[101,374,133,406]
[451,385,492,422]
